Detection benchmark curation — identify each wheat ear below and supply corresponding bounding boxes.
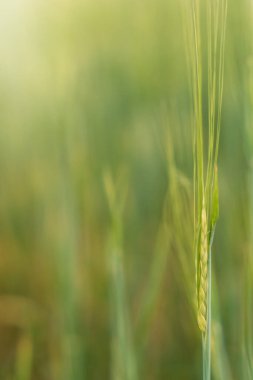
[197,200,208,333]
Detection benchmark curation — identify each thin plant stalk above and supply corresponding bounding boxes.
[202,249,211,380]
[104,170,138,380]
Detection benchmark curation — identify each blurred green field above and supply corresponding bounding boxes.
[0,0,252,379]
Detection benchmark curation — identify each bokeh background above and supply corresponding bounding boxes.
[0,0,252,379]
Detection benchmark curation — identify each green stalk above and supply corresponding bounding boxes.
[104,171,138,380]
[203,249,212,380]
[202,227,215,380]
